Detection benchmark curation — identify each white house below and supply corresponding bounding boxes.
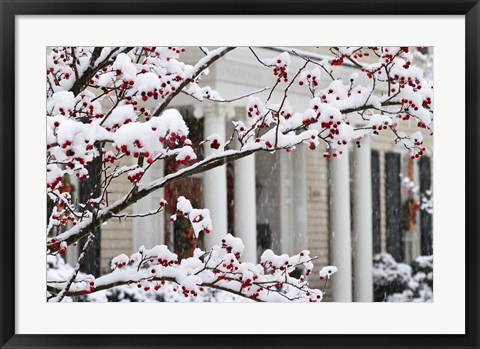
[84,47,433,301]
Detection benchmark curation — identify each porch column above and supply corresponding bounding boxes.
[234,153,257,263]
[133,160,165,250]
[203,105,228,250]
[329,150,352,302]
[352,136,374,302]
[292,146,308,253]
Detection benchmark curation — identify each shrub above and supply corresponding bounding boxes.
[373,253,433,302]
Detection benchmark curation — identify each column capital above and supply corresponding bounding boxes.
[202,102,230,117]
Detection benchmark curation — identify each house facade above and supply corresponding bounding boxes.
[71,47,433,301]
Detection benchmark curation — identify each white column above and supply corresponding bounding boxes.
[203,106,228,250]
[329,150,352,302]
[292,146,308,253]
[279,151,293,254]
[234,154,257,263]
[133,160,165,250]
[352,137,373,302]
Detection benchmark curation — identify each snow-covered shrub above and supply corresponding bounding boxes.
[373,253,433,302]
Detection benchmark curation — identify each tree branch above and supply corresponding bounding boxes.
[49,234,95,302]
[152,47,236,117]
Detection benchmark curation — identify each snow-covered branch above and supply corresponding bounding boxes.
[152,47,236,117]
[48,234,335,302]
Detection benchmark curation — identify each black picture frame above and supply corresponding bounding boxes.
[1,1,478,348]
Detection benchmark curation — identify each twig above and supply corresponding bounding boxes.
[49,234,95,302]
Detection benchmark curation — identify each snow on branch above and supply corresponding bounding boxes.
[152,47,236,117]
[48,234,330,302]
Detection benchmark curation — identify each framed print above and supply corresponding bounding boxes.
[1,1,479,348]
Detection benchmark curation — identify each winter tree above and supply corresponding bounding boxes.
[46,46,433,302]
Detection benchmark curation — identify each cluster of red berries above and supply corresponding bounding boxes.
[307,134,318,151]
[360,67,374,79]
[61,139,72,149]
[127,170,144,183]
[221,259,238,272]
[240,278,252,289]
[417,121,427,129]
[47,175,62,189]
[143,46,186,55]
[381,52,394,64]
[330,55,344,66]
[299,72,319,87]
[75,172,88,180]
[159,131,188,150]
[422,97,432,107]
[250,292,261,299]
[352,52,370,59]
[49,238,58,249]
[323,153,332,159]
[118,79,135,90]
[104,153,116,164]
[323,150,343,158]
[306,292,322,302]
[140,89,161,101]
[53,214,76,228]
[247,104,261,118]
[177,154,194,166]
[210,138,221,149]
[410,147,426,159]
[178,285,198,297]
[401,98,422,112]
[82,281,96,295]
[302,113,320,125]
[131,150,147,158]
[277,109,292,120]
[49,48,71,66]
[49,238,68,254]
[115,261,127,268]
[273,59,289,83]
[83,103,104,119]
[372,121,390,135]
[323,119,343,141]
[396,113,410,121]
[260,259,290,272]
[220,239,241,259]
[153,280,167,291]
[391,74,422,91]
[167,46,186,54]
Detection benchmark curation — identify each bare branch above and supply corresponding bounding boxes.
[49,234,95,302]
[181,87,269,103]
